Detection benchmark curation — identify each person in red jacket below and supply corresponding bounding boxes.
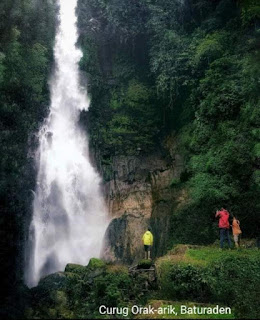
[215,208,231,249]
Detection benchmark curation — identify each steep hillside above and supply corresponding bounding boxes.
[77,0,260,259]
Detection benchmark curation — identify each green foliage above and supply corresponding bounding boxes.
[87,258,106,269]
[194,31,227,63]
[29,261,151,319]
[0,52,5,85]
[157,248,260,318]
[147,1,260,243]
[159,262,210,301]
[78,0,260,243]
[1,0,259,315]
[137,259,153,269]
[208,255,260,318]
[239,0,260,26]
[64,264,87,275]
[169,204,217,246]
[88,79,161,156]
[0,0,55,317]
[23,43,49,101]
[92,271,132,308]
[170,178,181,188]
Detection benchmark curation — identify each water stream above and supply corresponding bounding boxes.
[25,0,108,288]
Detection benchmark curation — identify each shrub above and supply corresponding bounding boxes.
[87,258,106,270]
[157,248,260,318]
[158,261,211,301]
[209,254,260,319]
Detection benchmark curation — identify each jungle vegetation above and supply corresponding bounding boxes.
[0,0,259,317]
[77,0,260,243]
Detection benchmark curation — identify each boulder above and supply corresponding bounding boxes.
[37,272,67,291]
[102,211,150,264]
[87,258,106,269]
[102,150,185,263]
[64,263,87,275]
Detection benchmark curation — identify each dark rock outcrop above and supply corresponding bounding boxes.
[25,258,154,319]
[102,136,187,263]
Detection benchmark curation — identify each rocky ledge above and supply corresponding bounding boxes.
[102,142,187,263]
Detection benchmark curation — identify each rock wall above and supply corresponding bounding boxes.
[102,136,187,264]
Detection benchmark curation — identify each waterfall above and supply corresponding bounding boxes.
[25,0,108,288]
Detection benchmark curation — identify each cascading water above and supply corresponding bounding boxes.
[25,0,108,288]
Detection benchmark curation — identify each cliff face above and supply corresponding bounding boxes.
[102,137,187,264]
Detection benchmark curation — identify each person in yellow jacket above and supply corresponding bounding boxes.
[142,227,153,259]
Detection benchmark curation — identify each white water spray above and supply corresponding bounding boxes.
[26,0,108,287]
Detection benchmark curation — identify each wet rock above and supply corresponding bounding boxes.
[104,155,166,219]
[87,258,106,269]
[50,290,67,306]
[65,263,87,275]
[102,138,186,263]
[102,154,172,263]
[129,261,157,291]
[102,211,150,264]
[37,272,67,292]
[29,272,66,307]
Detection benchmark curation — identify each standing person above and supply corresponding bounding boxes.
[215,208,232,249]
[142,227,153,259]
[231,216,242,248]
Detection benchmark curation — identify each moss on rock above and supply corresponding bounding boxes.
[137,259,153,269]
[64,271,81,280]
[87,258,106,269]
[64,264,87,274]
[107,264,129,274]
[50,290,67,305]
